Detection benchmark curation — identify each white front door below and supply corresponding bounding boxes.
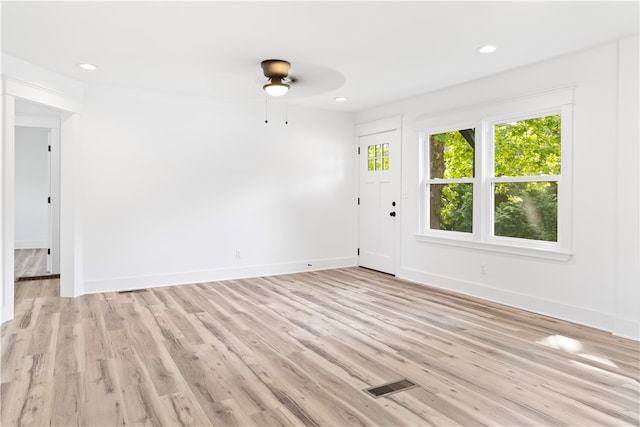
[358,128,400,275]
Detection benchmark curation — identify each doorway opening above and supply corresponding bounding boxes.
[13,100,61,298]
[3,76,82,323]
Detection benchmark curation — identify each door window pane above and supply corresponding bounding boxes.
[367,143,390,171]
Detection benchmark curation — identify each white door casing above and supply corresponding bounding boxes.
[2,70,84,323]
[357,117,401,275]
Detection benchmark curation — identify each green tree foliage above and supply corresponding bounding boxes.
[494,115,561,177]
[430,115,561,241]
[493,182,558,241]
[429,131,474,232]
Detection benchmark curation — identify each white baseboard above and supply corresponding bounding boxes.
[398,266,618,337]
[1,302,14,323]
[15,241,47,249]
[83,256,358,295]
[613,317,640,341]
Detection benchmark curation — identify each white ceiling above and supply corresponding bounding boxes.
[2,1,638,112]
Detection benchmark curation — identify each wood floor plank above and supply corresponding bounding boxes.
[2,267,639,426]
[1,376,54,426]
[53,323,85,377]
[249,406,303,427]
[159,391,212,427]
[50,372,83,426]
[120,381,168,426]
[80,357,127,427]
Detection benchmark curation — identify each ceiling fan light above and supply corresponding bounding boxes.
[263,81,290,97]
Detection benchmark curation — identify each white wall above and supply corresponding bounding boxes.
[614,36,640,339]
[355,38,640,339]
[14,126,49,249]
[81,85,357,292]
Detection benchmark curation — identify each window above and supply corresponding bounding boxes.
[367,143,389,171]
[491,115,560,242]
[417,89,573,259]
[427,128,475,233]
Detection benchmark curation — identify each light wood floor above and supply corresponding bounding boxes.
[14,278,60,302]
[2,268,638,426]
[14,249,49,278]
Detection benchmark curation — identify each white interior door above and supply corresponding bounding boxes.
[358,129,400,274]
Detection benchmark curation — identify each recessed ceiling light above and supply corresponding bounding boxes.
[478,45,497,54]
[334,97,347,102]
[79,63,98,71]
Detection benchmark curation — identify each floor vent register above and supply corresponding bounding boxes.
[363,379,418,398]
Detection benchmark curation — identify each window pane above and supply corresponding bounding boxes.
[494,115,561,177]
[429,183,473,232]
[368,159,374,171]
[382,143,389,157]
[429,129,475,179]
[375,159,382,170]
[375,144,381,158]
[494,181,558,242]
[382,157,389,170]
[368,145,374,159]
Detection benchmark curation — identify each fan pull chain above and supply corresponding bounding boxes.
[264,95,269,124]
[285,94,289,125]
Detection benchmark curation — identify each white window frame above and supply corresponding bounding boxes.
[421,123,480,241]
[415,88,574,260]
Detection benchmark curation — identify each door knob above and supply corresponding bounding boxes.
[389,211,396,217]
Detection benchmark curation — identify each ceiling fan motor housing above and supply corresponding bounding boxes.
[261,59,291,78]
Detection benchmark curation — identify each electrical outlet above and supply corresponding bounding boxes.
[481,263,487,275]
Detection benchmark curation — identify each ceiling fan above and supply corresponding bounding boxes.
[261,59,296,97]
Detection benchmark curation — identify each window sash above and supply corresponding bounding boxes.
[490,175,559,183]
[490,180,559,243]
[422,125,478,237]
[425,177,475,185]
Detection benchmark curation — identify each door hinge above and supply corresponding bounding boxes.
[47,248,51,255]
[48,145,51,152]
[47,196,51,204]
[357,197,360,205]
[357,147,360,155]
[357,248,360,256]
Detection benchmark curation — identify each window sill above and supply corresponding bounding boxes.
[414,233,572,261]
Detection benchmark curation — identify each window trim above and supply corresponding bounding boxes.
[415,88,574,260]
[414,232,572,261]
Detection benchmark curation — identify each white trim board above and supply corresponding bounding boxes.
[83,257,357,295]
[397,266,621,338]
